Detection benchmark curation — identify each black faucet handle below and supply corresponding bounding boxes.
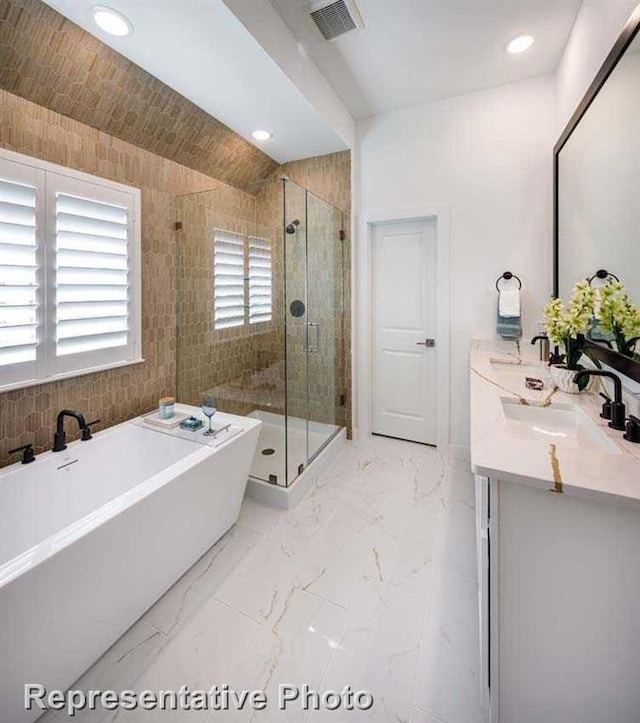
[81,419,101,441]
[624,415,640,443]
[9,443,35,464]
[599,392,612,420]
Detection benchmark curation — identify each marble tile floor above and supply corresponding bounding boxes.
[41,435,486,723]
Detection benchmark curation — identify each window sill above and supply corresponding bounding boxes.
[0,357,146,395]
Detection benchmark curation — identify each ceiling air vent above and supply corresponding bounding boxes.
[309,0,364,41]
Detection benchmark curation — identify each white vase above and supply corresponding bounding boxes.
[549,364,588,394]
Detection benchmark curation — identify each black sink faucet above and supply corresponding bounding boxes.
[531,334,550,362]
[52,409,88,452]
[572,370,626,431]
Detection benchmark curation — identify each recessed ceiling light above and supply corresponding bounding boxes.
[252,130,272,141]
[92,6,133,37]
[506,35,534,54]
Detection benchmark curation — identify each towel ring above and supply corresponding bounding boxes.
[495,271,522,292]
[587,269,620,285]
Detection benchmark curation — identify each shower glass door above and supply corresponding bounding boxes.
[283,180,307,486]
[284,180,344,486]
[305,190,344,461]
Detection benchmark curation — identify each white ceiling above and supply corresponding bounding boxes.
[271,0,583,118]
[42,0,348,163]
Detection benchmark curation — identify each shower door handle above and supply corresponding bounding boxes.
[306,322,320,353]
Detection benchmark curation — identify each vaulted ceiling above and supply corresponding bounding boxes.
[41,0,350,163]
[0,0,279,193]
[1,0,592,188]
[33,0,587,150]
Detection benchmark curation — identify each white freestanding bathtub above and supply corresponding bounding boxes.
[0,406,261,723]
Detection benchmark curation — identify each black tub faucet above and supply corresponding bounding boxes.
[52,409,88,452]
[572,370,626,431]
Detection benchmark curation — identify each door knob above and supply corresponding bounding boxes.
[416,339,436,347]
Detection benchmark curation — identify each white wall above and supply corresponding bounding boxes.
[356,75,556,450]
[555,0,638,131]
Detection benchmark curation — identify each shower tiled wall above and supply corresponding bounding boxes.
[278,153,352,435]
[178,153,352,437]
[268,181,345,428]
[175,188,282,415]
[306,195,345,425]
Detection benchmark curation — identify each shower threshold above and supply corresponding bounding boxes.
[245,410,345,509]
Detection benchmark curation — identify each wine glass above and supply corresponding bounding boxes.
[202,395,217,437]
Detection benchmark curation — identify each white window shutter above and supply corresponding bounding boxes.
[0,149,141,393]
[0,159,45,388]
[248,236,272,324]
[213,229,245,330]
[47,174,138,376]
[55,193,129,356]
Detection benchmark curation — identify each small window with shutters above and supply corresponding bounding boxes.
[0,149,141,392]
[213,229,245,330]
[248,236,272,324]
[213,230,273,331]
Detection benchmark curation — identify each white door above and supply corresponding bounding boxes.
[372,219,437,444]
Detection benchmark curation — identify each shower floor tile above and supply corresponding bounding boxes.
[248,410,339,486]
[40,437,485,723]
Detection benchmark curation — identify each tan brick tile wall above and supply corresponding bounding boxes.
[0,89,244,467]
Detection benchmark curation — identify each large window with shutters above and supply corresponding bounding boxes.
[0,149,141,392]
[213,229,272,330]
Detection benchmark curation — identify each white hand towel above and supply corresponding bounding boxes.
[499,288,521,318]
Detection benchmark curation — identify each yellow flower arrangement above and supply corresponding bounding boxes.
[543,280,596,371]
[598,281,640,357]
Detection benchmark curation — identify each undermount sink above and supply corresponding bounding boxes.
[500,397,621,455]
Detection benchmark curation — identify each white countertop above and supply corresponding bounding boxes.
[470,339,640,510]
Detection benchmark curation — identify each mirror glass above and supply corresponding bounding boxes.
[558,32,640,306]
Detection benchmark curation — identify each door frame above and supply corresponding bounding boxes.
[356,204,451,449]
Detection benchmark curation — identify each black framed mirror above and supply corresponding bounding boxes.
[554,3,640,382]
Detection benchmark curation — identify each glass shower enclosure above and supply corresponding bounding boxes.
[175,178,345,488]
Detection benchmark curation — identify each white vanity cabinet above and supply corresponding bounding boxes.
[475,475,640,723]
